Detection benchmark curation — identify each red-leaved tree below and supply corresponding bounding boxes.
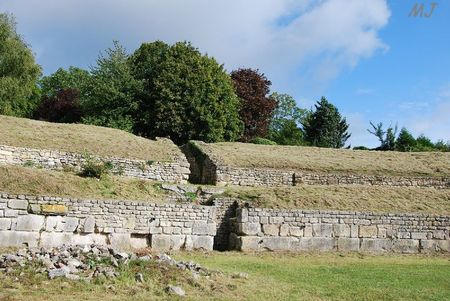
[33,88,82,123]
[231,68,277,141]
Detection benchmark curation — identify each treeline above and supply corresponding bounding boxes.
[0,13,448,151]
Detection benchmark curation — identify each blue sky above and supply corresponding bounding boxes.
[1,0,448,147]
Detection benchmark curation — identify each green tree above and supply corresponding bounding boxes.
[368,122,398,151]
[130,41,243,144]
[39,66,90,98]
[268,92,306,145]
[415,134,435,151]
[0,13,41,116]
[395,128,416,152]
[302,97,351,148]
[81,41,141,132]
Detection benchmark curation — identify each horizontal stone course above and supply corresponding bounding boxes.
[230,204,450,253]
[0,144,190,184]
[0,193,216,252]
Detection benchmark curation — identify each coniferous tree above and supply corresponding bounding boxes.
[302,97,350,148]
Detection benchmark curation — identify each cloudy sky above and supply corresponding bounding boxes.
[1,0,449,147]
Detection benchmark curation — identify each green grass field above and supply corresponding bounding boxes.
[1,252,449,301]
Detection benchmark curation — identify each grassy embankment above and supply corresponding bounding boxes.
[197,142,450,177]
[1,165,449,214]
[0,115,178,161]
[0,252,449,301]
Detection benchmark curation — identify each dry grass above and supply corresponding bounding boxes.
[223,184,450,214]
[0,115,179,161]
[0,165,168,202]
[198,142,450,177]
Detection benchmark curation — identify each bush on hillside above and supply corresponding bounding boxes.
[249,137,277,145]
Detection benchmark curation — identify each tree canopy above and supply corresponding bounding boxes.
[81,41,141,132]
[231,68,277,142]
[268,92,306,145]
[130,41,243,144]
[302,97,351,148]
[0,13,41,116]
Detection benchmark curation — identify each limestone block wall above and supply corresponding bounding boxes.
[230,206,450,253]
[215,166,450,188]
[0,193,216,251]
[0,144,190,183]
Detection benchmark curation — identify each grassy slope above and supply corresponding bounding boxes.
[197,142,450,177]
[1,166,448,214]
[0,115,179,161]
[223,185,450,214]
[0,165,168,202]
[1,253,448,301]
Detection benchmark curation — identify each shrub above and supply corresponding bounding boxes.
[353,146,370,150]
[249,137,277,145]
[79,154,112,179]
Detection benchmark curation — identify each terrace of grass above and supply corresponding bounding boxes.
[196,142,450,177]
[0,115,179,161]
[2,165,449,214]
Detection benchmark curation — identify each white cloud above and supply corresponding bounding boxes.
[0,0,391,93]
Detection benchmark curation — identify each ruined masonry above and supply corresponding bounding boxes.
[0,194,449,253]
[0,143,190,183]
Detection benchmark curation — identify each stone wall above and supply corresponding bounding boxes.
[0,144,190,183]
[215,166,450,188]
[230,205,450,253]
[0,193,216,251]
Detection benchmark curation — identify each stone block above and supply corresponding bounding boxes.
[72,233,108,246]
[237,208,248,222]
[261,237,293,251]
[333,224,350,237]
[303,225,313,237]
[40,232,72,247]
[109,233,132,251]
[293,237,335,252]
[350,225,359,238]
[337,238,360,252]
[16,215,45,232]
[45,216,62,232]
[312,224,333,237]
[41,204,68,215]
[238,222,261,236]
[279,224,290,237]
[360,238,393,253]
[432,230,446,240]
[359,225,378,238]
[392,239,419,253]
[262,224,279,236]
[0,218,12,230]
[411,232,427,240]
[151,234,186,252]
[130,235,149,249]
[82,216,95,233]
[8,199,28,210]
[238,236,261,251]
[149,226,162,234]
[4,209,18,217]
[289,226,304,237]
[192,221,216,235]
[0,231,40,247]
[185,235,214,251]
[56,217,79,232]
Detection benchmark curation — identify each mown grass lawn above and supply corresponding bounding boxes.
[177,252,450,301]
[1,252,448,301]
